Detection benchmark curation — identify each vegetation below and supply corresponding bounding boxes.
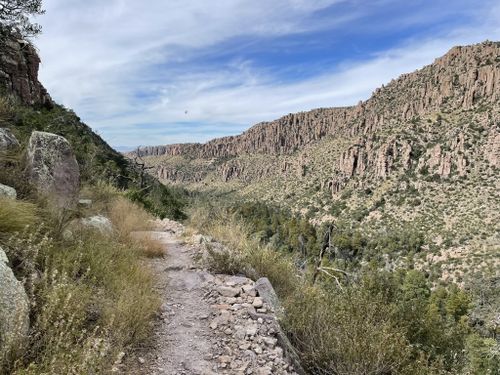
[0,94,176,373]
[0,0,44,38]
[1,97,188,220]
[0,184,163,374]
[187,200,499,375]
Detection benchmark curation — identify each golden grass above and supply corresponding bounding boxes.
[108,197,154,240]
[139,233,167,258]
[0,198,37,235]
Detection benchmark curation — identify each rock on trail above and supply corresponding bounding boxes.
[130,219,299,375]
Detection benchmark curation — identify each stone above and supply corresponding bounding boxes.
[0,247,29,359]
[254,278,281,314]
[78,199,92,207]
[0,183,16,199]
[0,128,19,151]
[263,337,277,348]
[246,324,258,337]
[252,297,264,309]
[218,286,240,297]
[25,131,80,208]
[242,284,257,297]
[80,215,113,234]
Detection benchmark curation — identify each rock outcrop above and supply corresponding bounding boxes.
[0,32,52,107]
[0,248,30,361]
[25,131,80,207]
[0,128,19,151]
[133,42,500,161]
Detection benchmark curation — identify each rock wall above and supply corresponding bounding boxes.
[134,42,500,160]
[0,31,52,107]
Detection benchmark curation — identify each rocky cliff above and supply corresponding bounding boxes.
[133,42,499,161]
[0,31,52,107]
[137,42,500,283]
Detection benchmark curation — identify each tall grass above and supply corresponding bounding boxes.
[0,188,162,374]
[0,198,37,235]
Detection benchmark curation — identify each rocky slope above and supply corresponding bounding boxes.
[137,41,500,283]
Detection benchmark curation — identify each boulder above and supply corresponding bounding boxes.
[25,131,80,208]
[80,215,113,234]
[64,215,113,239]
[254,278,282,314]
[0,183,16,199]
[0,247,29,361]
[0,128,19,151]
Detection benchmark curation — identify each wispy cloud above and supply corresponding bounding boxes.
[36,0,500,148]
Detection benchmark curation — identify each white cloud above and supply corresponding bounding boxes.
[35,0,500,147]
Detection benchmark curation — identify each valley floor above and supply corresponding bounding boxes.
[127,221,298,375]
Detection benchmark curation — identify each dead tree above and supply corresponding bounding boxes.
[132,147,155,189]
[312,223,334,285]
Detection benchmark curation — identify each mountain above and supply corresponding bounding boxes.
[0,31,187,219]
[135,41,500,283]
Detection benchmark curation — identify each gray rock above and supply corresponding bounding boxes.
[0,183,16,199]
[0,128,19,151]
[218,286,240,297]
[63,215,113,239]
[25,131,80,208]
[252,297,264,308]
[80,215,113,234]
[0,247,29,360]
[254,278,306,375]
[78,199,92,207]
[255,278,281,314]
[193,234,212,244]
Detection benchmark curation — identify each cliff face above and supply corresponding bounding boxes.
[0,32,52,107]
[137,42,500,271]
[134,42,499,161]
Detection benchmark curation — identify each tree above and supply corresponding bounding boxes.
[0,0,44,38]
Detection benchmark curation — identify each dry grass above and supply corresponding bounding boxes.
[108,197,154,240]
[79,181,121,213]
[187,206,299,296]
[107,196,166,258]
[1,191,163,373]
[0,198,37,235]
[133,232,167,258]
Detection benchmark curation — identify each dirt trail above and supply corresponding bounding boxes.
[131,222,299,375]
[147,230,215,374]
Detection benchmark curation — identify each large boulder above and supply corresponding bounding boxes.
[0,128,19,151]
[0,248,30,362]
[25,131,80,208]
[0,183,16,199]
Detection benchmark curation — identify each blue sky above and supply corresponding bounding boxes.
[36,0,500,150]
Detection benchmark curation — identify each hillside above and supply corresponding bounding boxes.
[136,41,500,284]
[0,32,186,219]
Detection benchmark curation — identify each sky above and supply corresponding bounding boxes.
[35,0,500,150]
